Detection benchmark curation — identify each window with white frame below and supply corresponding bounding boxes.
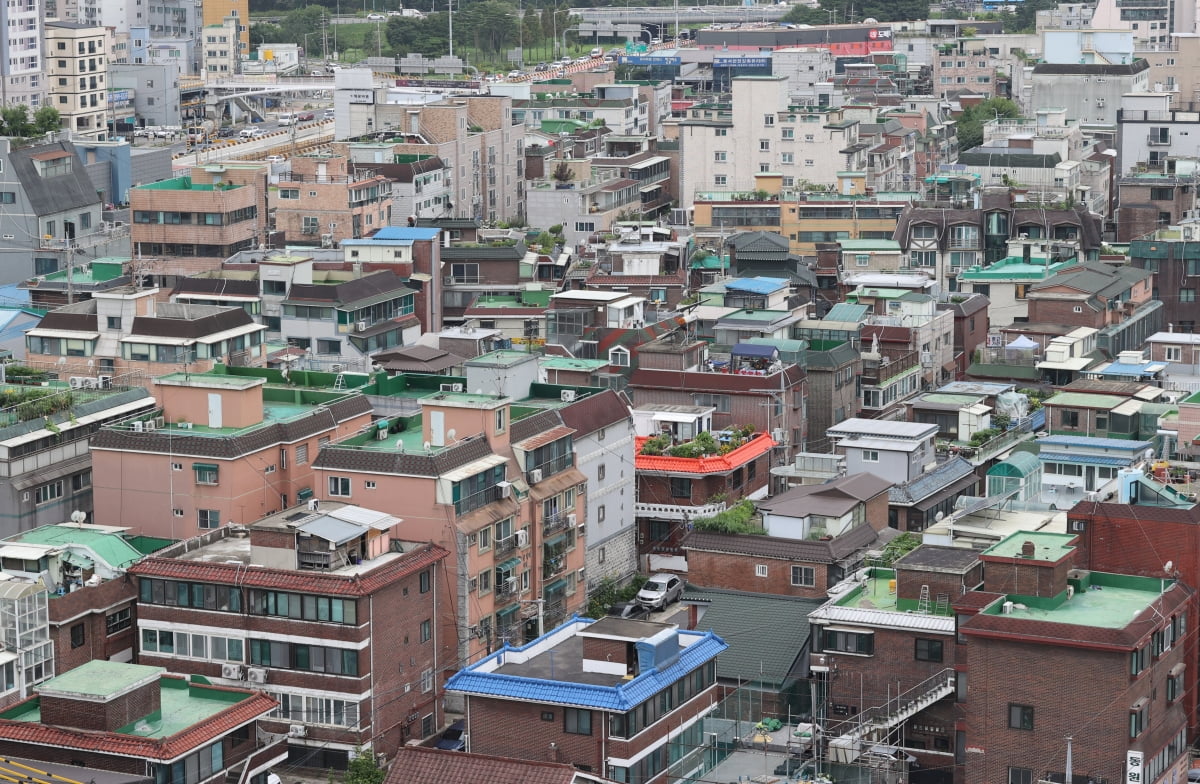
[328,477,351,496]
[862,450,879,462]
[791,565,815,586]
[755,564,768,578]
[609,347,630,367]
[1164,346,1182,362]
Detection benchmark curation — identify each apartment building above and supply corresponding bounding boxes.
[313,389,588,665]
[335,81,524,225]
[931,37,998,97]
[1026,262,1161,356]
[130,168,267,278]
[44,22,111,139]
[1117,171,1198,243]
[273,154,392,246]
[0,577,54,709]
[0,0,45,109]
[958,532,1195,784]
[1130,222,1200,332]
[0,660,285,784]
[446,617,727,784]
[1031,60,1150,127]
[91,368,372,535]
[129,503,449,766]
[678,76,869,200]
[27,289,266,378]
[955,246,1083,325]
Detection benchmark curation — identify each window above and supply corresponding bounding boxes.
[915,639,943,662]
[34,481,63,505]
[714,151,727,162]
[1181,289,1196,303]
[855,254,870,267]
[1059,410,1080,428]
[911,224,937,240]
[1008,704,1034,731]
[609,347,630,367]
[822,628,873,655]
[759,139,770,151]
[295,444,309,465]
[419,570,431,593]
[420,619,431,643]
[862,450,879,462]
[193,463,218,485]
[670,477,692,499]
[1008,768,1034,784]
[70,623,85,649]
[198,509,220,529]
[1165,346,1182,362]
[564,708,592,735]
[1167,663,1185,701]
[317,339,341,355]
[496,408,506,434]
[420,668,434,693]
[911,251,936,267]
[1130,700,1147,738]
[791,566,814,586]
[755,564,768,578]
[328,477,351,496]
[106,608,132,634]
[0,192,14,205]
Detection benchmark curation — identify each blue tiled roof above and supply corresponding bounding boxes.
[725,277,788,295]
[1089,361,1167,376]
[445,617,728,711]
[363,226,441,242]
[825,303,869,322]
[1039,452,1136,467]
[1036,435,1152,451]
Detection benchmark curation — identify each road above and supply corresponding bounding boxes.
[168,120,334,169]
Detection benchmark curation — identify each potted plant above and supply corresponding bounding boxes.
[551,161,576,189]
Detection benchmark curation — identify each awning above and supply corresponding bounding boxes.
[497,558,521,573]
[639,183,662,194]
[26,329,101,341]
[196,323,268,345]
[121,334,192,346]
[1112,399,1143,416]
[496,604,520,619]
[545,533,567,550]
[192,462,219,471]
[530,467,586,502]
[409,272,433,282]
[544,577,569,594]
[628,156,668,171]
[441,453,508,483]
[732,342,778,359]
[63,551,94,569]
[0,545,50,561]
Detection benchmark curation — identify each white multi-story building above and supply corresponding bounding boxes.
[45,22,112,139]
[0,0,46,109]
[678,75,869,201]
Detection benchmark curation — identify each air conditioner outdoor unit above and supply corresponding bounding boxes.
[469,578,478,593]
[132,421,144,433]
[506,576,518,590]
[288,724,307,738]
[560,390,577,402]
[529,469,544,483]
[154,416,165,428]
[499,483,511,498]
[83,377,99,388]
[772,428,787,443]
[220,663,244,679]
[145,420,157,431]
[439,383,455,392]
[98,375,113,388]
[356,321,368,332]
[246,667,268,684]
[69,377,85,389]
[568,513,578,527]
[451,383,464,392]
[515,529,528,547]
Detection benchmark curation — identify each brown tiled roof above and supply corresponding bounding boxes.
[683,523,879,564]
[513,425,576,451]
[510,409,563,444]
[313,432,497,477]
[172,278,261,298]
[91,395,372,459]
[286,271,412,306]
[628,364,806,393]
[130,542,449,595]
[952,591,1005,612]
[385,747,585,784]
[130,307,257,340]
[558,389,631,436]
[758,473,893,517]
[0,682,276,760]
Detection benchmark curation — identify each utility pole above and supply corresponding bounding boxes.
[58,224,126,305]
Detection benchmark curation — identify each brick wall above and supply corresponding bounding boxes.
[50,579,137,672]
[821,626,956,715]
[1026,297,1105,329]
[467,696,603,770]
[41,678,160,732]
[581,636,631,668]
[981,556,1073,598]
[896,564,981,605]
[683,547,830,598]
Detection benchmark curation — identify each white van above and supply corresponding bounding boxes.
[277,113,299,126]
[239,127,262,139]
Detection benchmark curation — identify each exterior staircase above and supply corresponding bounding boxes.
[828,668,956,763]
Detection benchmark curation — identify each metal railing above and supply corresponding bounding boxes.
[454,483,506,516]
[543,554,567,580]
[529,453,573,484]
[543,513,570,536]
[495,534,518,557]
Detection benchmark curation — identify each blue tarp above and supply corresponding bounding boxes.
[732,343,779,359]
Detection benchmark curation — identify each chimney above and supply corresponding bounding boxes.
[1021,540,1035,557]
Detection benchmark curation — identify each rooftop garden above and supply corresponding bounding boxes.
[639,425,757,458]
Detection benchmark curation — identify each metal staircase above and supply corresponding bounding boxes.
[828,668,957,763]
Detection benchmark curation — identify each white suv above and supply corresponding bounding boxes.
[636,573,684,610]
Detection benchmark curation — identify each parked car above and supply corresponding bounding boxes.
[609,601,651,621]
[297,111,315,121]
[324,108,336,119]
[265,155,287,164]
[435,719,466,751]
[636,573,684,610]
[367,12,386,20]
[507,69,522,78]
[217,126,237,138]
[239,127,262,139]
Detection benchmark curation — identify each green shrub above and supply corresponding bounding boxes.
[584,575,649,619]
[693,499,764,535]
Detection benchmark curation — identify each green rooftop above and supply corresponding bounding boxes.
[468,349,538,367]
[958,257,1079,281]
[1043,392,1127,409]
[983,531,1076,562]
[839,239,901,251]
[136,176,244,192]
[982,570,1169,629]
[836,568,901,613]
[541,357,609,371]
[2,665,249,738]
[34,260,126,286]
[9,524,144,570]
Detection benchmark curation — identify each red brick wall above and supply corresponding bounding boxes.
[41,679,160,732]
[1026,298,1105,329]
[896,565,981,605]
[682,548,830,599]
[820,626,956,716]
[51,580,137,672]
[582,637,632,668]
[467,696,603,769]
[981,557,1073,598]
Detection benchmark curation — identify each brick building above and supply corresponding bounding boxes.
[91,368,372,536]
[1026,262,1161,356]
[633,407,776,554]
[128,503,450,768]
[387,746,614,784]
[956,531,1196,784]
[0,660,284,784]
[937,292,990,381]
[272,154,392,247]
[312,389,589,665]
[445,617,727,783]
[1129,225,1200,334]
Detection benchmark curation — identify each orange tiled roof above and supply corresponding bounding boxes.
[634,432,776,474]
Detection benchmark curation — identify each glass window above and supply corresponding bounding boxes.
[1008,704,1034,730]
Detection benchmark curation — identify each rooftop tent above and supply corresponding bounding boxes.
[732,343,779,360]
[1006,335,1039,350]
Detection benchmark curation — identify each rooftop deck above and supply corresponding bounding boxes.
[985,572,1169,629]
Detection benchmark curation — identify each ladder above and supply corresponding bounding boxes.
[935,593,950,615]
[917,585,930,614]
[333,373,346,391]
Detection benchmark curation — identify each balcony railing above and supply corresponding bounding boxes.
[1148,134,1172,146]
[543,600,567,629]
[454,484,505,516]
[495,534,518,557]
[543,512,571,536]
[529,453,573,484]
[443,275,482,285]
[635,501,726,521]
[495,579,520,600]
[543,553,567,580]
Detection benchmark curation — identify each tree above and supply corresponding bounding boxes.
[955,97,1021,151]
[0,105,34,137]
[32,107,60,134]
[456,0,519,54]
[345,748,385,784]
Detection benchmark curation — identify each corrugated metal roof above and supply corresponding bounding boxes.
[808,604,957,633]
[725,277,789,295]
[1036,435,1152,451]
[1039,452,1135,466]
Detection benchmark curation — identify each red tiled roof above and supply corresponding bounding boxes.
[385,747,587,784]
[635,432,775,475]
[129,543,449,595]
[0,683,276,761]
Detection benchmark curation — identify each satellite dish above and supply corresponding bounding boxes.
[1165,561,1174,574]
[423,441,431,451]
[447,428,457,441]
[70,510,86,524]
[934,511,945,522]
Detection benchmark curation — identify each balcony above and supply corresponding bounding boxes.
[1148,134,1172,147]
[528,452,573,485]
[543,512,571,536]
[543,553,567,580]
[635,501,726,521]
[443,275,482,285]
[495,534,519,557]
[454,484,506,516]
[495,579,520,600]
